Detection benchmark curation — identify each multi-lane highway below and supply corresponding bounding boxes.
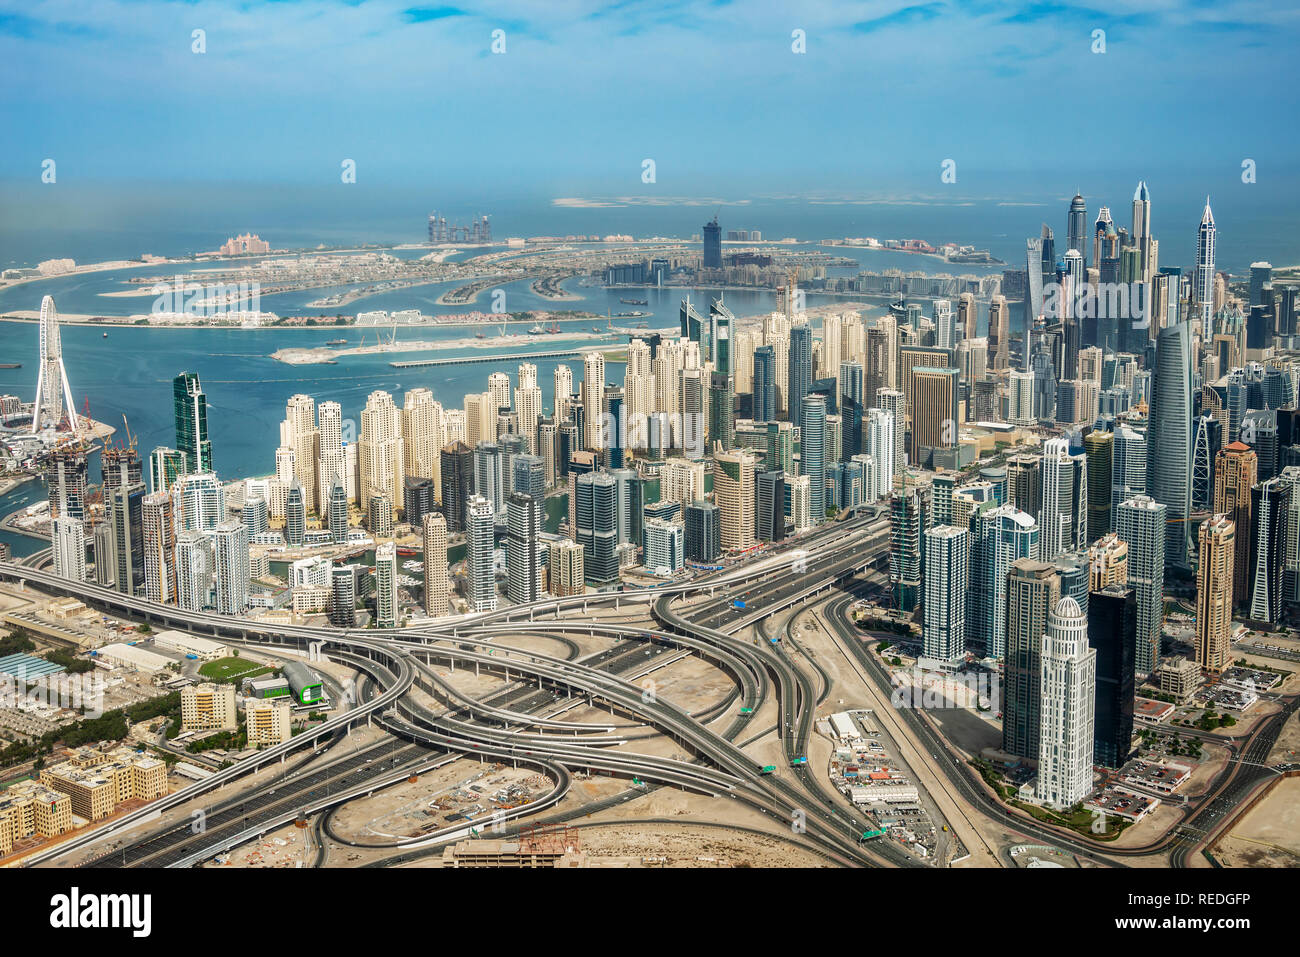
[6,500,1293,869]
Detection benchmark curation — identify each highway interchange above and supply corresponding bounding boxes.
[2,504,1296,869]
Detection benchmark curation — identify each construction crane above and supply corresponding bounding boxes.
[121,414,137,451]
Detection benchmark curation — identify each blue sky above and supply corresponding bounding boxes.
[2,1,1298,198]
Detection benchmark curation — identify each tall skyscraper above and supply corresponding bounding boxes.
[422,512,450,617]
[1196,514,1235,672]
[1084,430,1113,540]
[909,367,959,465]
[548,539,585,596]
[1089,531,1128,590]
[329,564,357,627]
[505,491,541,604]
[1022,238,1044,372]
[211,520,249,615]
[318,399,347,509]
[473,440,506,516]
[149,446,188,495]
[1089,584,1137,768]
[358,390,404,518]
[1214,441,1257,608]
[47,446,89,521]
[574,472,618,585]
[1111,426,1147,509]
[876,388,906,477]
[327,482,348,544]
[1003,559,1060,760]
[281,394,320,515]
[789,323,814,419]
[106,480,146,597]
[708,297,736,451]
[400,388,442,495]
[141,491,176,604]
[702,215,722,269]
[1249,477,1291,626]
[1035,597,1097,810]
[51,516,86,583]
[889,474,932,613]
[1093,205,1113,268]
[438,440,473,532]
[838,360,864,460]
[969,505,1040,658]
[582,352,606,452]
[800,394,827,522]
[987,294,1010,372]
[604,386,625,468]
[1039,437,1088,560]
[922,525,968,667]
[285,483,306,546]
[684,500,720,564]
[374,541,398,628]
[173,372,213,474]
[753,345,777,423]
[714,449,755,551]
[1195,198,1216,334]
[756,468,786,543]
[465,494,497,611]
[176,531,212,612]
[367,493,393,539]
[1148,320,1194,567]
[1067,193,1087,266]
[1132,180,1153,283]
[1114,495,1167,677]
[864,408,896,500]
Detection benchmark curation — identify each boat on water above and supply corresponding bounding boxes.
[101,333,108,338]
[325,338,347,346]
[528,324,545,335]
[0,362,20,369]
[475,331,486,339]
[620,298,649,305]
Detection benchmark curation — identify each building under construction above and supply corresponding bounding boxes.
[427,212,491,244]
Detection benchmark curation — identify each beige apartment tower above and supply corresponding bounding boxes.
[713,449,756,551]
[548,539,585,596]
[245,698,293,746]
[1213,441,1256,607]
[181,682,238,732]
[1088,532,1129,591]
[422,512,451,617]
[1196,514,1236,673]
